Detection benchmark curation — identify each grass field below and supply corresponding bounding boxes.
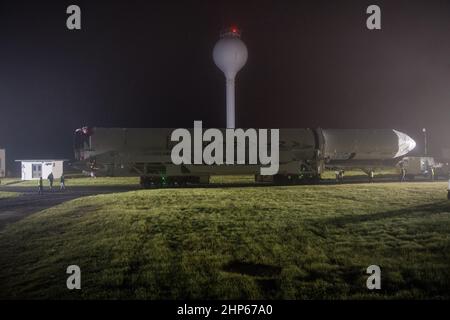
[0,178,23,186]
[2,175,258,187]
[0,191,20,199]
[0,182,449,299]
[0,169,400,188]
[2,176,141,187]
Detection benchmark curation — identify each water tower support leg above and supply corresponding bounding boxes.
[226,78,235,129]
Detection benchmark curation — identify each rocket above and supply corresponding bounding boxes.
[321,129,416,169]
[73,127,416,179]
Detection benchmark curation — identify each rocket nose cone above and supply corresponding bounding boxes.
[393,130,416,158]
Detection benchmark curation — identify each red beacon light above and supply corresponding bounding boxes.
[220,26,242,38]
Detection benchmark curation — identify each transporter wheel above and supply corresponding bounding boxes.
[303,174,320,185]
[179,179,187,187]
[273,174,289,185]
[140,176,149,188]
[140,176,164,188]
[166,177,175,187]
[289,175,301,185]
[171,177,188,187]
[187,176,200,184]
[176,177,189,187]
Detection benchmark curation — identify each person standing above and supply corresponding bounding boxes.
[400,167,407,182]
[338,170,345,183]
[448,178,450,200]
[60,175,66,190]
[48,172,54,190]
[38,177,44,195]
[368,170,374,183]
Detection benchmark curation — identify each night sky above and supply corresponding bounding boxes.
[0,0,450,172]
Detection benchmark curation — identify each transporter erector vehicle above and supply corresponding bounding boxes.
[73,126,416,186]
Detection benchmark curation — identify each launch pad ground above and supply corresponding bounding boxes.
[0,181,449,299]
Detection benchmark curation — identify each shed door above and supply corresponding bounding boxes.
[32,164,42,179]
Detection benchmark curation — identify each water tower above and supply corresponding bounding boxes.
[213,27,248,128]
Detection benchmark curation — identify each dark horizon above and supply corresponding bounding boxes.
[1,0,450,173]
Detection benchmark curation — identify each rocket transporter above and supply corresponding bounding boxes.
[73,127,416,186]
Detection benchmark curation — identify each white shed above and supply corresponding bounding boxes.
[16,160,67,181]
[0,149,5,178]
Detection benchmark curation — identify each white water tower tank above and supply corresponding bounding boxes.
[213,27,248,128]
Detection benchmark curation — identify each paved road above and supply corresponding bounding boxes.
[0,186,139,231]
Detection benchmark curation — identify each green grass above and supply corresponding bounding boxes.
[3,175,253,187]
[0,191,20,199]
[0,170,403,188]
[4,175,255,187]
[0,178,23,186]
[210,175,256,184]
[0,182,449,299]
[3,176,141,187]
